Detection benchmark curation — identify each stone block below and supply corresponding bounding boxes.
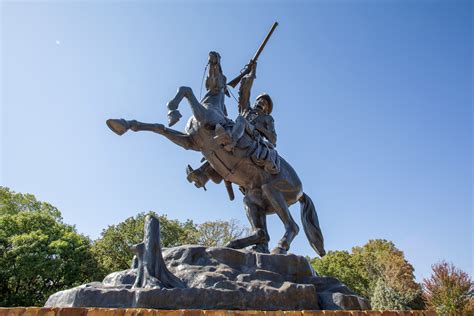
[181,311,202,316]
[87,308,119,316]
[265,312,285,316]
[3,308,26,316]
[21,308,41,316]
[232,311,261,316]
[301,311,324,316]
[155,311,182,316]
[56,308,88,316]
[37,308,57,316]
[203,311,229,316]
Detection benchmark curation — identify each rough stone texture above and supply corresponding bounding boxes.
[45,246,369,311]
[0,308,438,316]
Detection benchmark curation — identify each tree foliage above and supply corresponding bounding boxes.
[91,211,198,274]
[311,250,370,297]
[423,261,473,315]
[311,239,424,310]
[91,212,250,275]
[0,187,100,306]
[196,219,249,247]
[371,278,417,310]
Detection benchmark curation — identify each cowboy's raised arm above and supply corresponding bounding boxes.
[238,62,257,115]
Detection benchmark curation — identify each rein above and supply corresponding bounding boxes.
[199,62,209,100]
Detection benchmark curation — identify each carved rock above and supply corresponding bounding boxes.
[131,215,184,289]
[46,245,369,310]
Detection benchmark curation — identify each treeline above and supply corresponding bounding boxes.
[0,187,248,306]
[311,244,473,314]
[0,187,472,314]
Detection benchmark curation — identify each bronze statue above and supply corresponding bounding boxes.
[44,23,376,312]
[107,53,325,257]
[106,24,325,257]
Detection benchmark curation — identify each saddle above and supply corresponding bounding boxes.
[214,119,280,175]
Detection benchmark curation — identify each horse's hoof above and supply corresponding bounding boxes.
[270,246,287,255]
[168,110,182,127]
[106,119,129,136]
[251,244,270,254]
[225,241,238,249]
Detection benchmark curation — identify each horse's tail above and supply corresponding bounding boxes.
[299,193,326,257]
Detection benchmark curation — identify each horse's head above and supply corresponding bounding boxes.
[208,51,221,65]
[205,51,228,96]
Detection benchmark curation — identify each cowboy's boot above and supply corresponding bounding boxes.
[214,124,233,148]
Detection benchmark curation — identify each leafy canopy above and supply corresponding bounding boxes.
[423,261,473,315]
[0,187,100,307]
[312,239,424,310]
[91,212,249,275]
[91,211,198,274]
[195,219,249,248]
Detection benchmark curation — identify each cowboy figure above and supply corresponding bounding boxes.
[186,62,280,191]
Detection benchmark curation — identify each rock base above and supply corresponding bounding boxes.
[45,246,370,310]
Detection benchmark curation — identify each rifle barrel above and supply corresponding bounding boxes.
[252,22,278,62]
[227,22,278,88]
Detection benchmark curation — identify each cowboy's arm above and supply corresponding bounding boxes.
[238,62,257,115]
[255,115,277,146]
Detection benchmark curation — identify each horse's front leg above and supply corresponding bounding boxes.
[107,119,198,151]
[167,86,207,127]
[131,120,199,151]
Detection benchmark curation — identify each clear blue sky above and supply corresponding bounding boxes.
[1,0,472,281]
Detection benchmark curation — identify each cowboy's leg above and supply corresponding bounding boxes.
[231,115,247,144]
[215,115,247,151]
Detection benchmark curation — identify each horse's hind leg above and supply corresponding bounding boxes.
[262,183,300,255]
[244,196,270,253]
[226,196,269,252]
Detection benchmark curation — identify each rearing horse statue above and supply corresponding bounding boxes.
[107,51,325,256]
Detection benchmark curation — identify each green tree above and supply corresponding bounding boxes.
[91,211,198,274]
[196,219,249,247]
[0,187,100,306]
[423,261,473,315]
[311,239,424,310]
[311,250,370,297]
[353,239,424,309]
[91,213,251,275]
[371,278,416,310]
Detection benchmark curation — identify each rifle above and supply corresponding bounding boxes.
[227,22,278,88]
